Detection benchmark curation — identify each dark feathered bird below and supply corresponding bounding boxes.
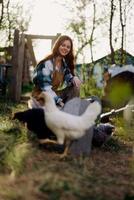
[13,108,55,140]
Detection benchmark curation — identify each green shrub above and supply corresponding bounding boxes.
[80,77,103,98]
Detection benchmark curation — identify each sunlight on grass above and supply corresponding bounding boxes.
[0,187,22,200]
[0,100,30,177]
[0,122,30,176]
[113,116,134,141]
[6,143,31,178]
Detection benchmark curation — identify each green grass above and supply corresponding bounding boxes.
[0,99,134,200]
[80,77,103,99]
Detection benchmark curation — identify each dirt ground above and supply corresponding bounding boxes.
[0,101,134,200]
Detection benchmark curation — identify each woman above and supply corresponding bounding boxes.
[29,35,81,108]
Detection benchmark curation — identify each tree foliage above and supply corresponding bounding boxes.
[59,0,134,65]
[0,0,33,47]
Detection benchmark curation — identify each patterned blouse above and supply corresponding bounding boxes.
[32,58,74,104]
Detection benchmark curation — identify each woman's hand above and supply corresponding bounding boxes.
[73,76,82,88]
[57,101,64,109]
[58,101,64,108]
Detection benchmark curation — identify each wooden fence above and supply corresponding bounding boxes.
[7,29,61,102]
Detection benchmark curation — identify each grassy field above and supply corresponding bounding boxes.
[0,98,134,200]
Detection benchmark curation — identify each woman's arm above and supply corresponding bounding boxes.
[64,68,82,89]
[72,76,82,88]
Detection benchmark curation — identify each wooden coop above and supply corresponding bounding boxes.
[0,29,61,102]
[102,65,134,108]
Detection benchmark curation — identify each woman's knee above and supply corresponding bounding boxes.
[65,86,80,101]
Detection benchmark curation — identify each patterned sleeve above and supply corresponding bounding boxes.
[64,67,74,86]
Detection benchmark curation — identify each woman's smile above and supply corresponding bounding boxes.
[59,40,71,56]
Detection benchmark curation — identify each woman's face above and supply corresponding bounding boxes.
[58,40,71,57]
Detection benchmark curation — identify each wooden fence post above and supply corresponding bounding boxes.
[17,33,25,101]
[23,44,31,84]
[25,35,37,67]
[9,29,25,102]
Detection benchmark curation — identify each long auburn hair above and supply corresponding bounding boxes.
[37,35,75,75]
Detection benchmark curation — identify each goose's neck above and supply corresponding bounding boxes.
[45,100,58,112]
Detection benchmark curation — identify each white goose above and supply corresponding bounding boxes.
[39,92,101,157]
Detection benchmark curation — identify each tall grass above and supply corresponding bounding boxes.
[0,100,32,177]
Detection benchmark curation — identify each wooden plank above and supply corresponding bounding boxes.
[26,36,37,67]
[16,33,25,101]
[23,46,31,84]
[9,29,19,101]
[25,33,61,49]
[9,30,25,102]
[25,34,59,40]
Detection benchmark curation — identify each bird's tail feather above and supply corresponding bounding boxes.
[80,101,101,129]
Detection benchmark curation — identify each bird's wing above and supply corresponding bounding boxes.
[45,111,82,131]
